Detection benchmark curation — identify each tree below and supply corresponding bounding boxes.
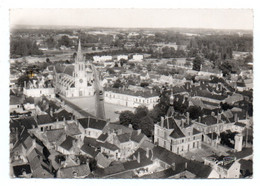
[140,82,149,87]
[107,68,115,75]
[192,55,203,71]
[138,115,154,137]
[17,74,30,88]
[219,61,232,77]
[58,35,71,47]
[187,106,203,120]
[119,111,135,127]
[134,106,149,120]
[113,79,123,88]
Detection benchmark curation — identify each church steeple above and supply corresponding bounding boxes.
[76,39,84,62]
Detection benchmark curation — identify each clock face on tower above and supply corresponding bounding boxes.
[79,79,83,83]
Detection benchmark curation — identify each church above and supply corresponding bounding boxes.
[54,40,95,97]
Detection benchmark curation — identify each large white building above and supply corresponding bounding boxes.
[104,87,159,110]
[154,90,202,155]
[54,40,95,97]
[93,55,113,62]
[23,79,55,98]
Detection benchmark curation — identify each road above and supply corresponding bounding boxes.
[91,63,106,120]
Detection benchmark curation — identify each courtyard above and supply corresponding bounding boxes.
[67,96,135,122]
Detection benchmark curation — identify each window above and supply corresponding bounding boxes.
[182,139,184,143]
[193,142,195,148]
[164,141,166,148]
[193,136,195,140]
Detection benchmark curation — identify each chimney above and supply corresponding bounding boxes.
[198,116,201,123]
[186,112,190,125]
[137,129,141,135]
[15,127,19,143]
[185,162,187,170]
[32,138,36,148]
[160,116,164,127]
[128,124,133,128]
[181,119,184,128]
[137,151,140,163]
[150,149,153,160]
[146,148,149,158]
[72,139,77,148]
[50,108,53,117]
[211,112,215,116]
[234,113,238,122]
[166,118,170,129]
[217,113,221,123]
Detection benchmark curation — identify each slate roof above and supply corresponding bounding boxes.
[13,164,31,177]
[36,114,54,125]
[97,133,108,142]
[58,164,91,178]
[161,117,185,139]
[228,148,253,159]
[59,136,77,151]
[186,160,213,178]
[100,142,119,151]
[131,130,146,143]
[53,109,73,121]
[80,144,98,158]
[239,159,252,172]
[10,117,37,130]
[234,122,246,128]
[152,146,187,165]
[46,129,66,143]
[193,128,201,135]
[55,64,75,76]
[78,117,107,130]
[103,123,133,134]
[95,153,112,168]
[10,95,23,105]
[83,137,101,147]
[117,133,131,143]
[65,123,82,136]
[200,115,218,126]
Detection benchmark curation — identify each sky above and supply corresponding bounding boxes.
[10,9,253,30]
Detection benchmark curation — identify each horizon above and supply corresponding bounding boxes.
[10,24,253,32]
[10,9,253,31]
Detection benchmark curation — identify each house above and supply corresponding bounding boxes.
[104,87,159,110]
[117,55,128,61]
[77,117,108,139]
[57,135,82,155]
[27,148,54,178]
[35,114,55,132]
[132,54,144,62]
[80,143,99,158]
[154,91,202,155]
[57,164,91,178]
[95,152,112,168]
[12,164,32,178]
[204,155,241,178]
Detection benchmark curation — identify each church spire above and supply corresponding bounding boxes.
[76,39,84,62]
